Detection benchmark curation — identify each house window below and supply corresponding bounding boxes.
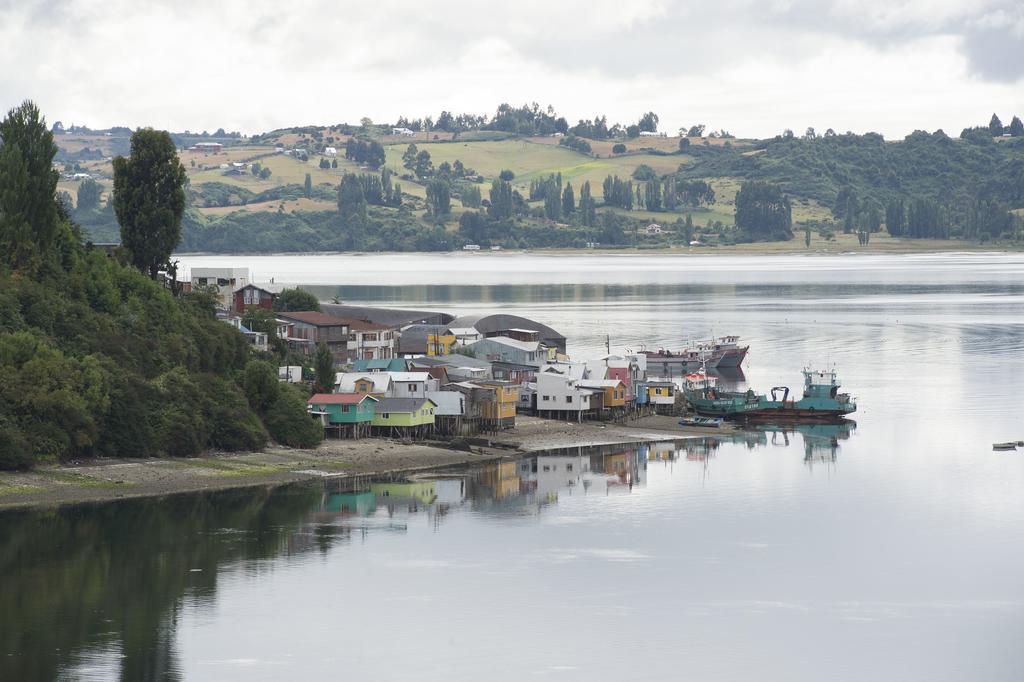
[542,465,550,472]
[565,396,572,404]
[381,413,390,419]
[566,464,573,471]
[342,405,350,413]
[409,384,418,392]
[542,395,550,402]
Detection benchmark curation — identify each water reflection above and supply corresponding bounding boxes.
[752,421,857,468]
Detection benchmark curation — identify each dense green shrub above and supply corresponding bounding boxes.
[265,384,322,447]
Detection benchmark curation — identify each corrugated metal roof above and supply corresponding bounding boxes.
[425,391,466,416]
[375,397,437,413]
[276,311,349,327]
[308,393,378,405]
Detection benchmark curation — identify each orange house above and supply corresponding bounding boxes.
[477,380,519,428]
[579,379,628,409]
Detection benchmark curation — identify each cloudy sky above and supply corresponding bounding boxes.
[2,0,1022,138]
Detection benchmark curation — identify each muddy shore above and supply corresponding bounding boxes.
[0,415,725,511]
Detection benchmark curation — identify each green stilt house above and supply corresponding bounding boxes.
[371,397,437,438]
[307,393,378,438]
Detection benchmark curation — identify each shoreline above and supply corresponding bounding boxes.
[171,241,1023,259]
[0,416,719,511]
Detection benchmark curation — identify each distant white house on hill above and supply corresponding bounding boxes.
[323,147,337,156]
[639,223,665,235]
[392,127,415,136]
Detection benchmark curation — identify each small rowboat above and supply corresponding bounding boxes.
[679,416,723,428]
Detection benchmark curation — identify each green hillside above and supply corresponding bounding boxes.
[58,115,1024,252]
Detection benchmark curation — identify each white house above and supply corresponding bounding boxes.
[384,372,439,398]
[392,127,415,136]
[323,147,337,157]
[535,366,595,419]
[190,267,250,310]
[349,320,398,362]
[639,223,665,235]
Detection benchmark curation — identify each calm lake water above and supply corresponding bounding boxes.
[4,252,1024,681]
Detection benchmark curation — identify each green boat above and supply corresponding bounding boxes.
[684,368,857,422]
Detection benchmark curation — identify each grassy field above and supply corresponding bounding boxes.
[196,197,338,216]
[526,134,748,157]
[383,138,693,200]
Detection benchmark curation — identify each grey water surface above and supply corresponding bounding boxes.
[4,252,1023,681]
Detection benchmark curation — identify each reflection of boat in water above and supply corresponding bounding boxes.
[755,420,857,464]
[685,368,857,422]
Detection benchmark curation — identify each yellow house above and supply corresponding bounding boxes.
[647,381,676,406]
[477,380,519,428]
[426,332,457,356]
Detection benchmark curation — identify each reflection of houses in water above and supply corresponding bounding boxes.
[322,491,377,516]
[518,454,592,500]
[371,481,437,514]
[681,438,721,462]
[644,442,678,463]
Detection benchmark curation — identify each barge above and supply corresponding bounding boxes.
[684,368,857,423]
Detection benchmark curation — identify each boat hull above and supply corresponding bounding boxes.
[713,346,749,368]
[686,394,856,423]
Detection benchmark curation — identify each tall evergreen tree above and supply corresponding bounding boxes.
[426,179,451,217]
[314,342,335,393]
[989,113,1004,136]
[112,128,187,279]
[488,179,513,220]
[562,183,575,215]
[303,173,312,198]
[885,199,905,236]
[1009,116,1024,137]
[0,100,60,273]
[337,173,367,225]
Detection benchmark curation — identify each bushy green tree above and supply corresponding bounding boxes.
[273,288,320,312]
[112,128,187,278]
[414,150,433,178]
[637,111,659,133]
[458,211,488,243]
[612,143,626,154]
[735,181,793,240]
[461,185,482,208]
[76,178,103,211]
[265,384,322,447]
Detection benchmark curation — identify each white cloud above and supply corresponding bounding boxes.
[0,0,1021,137]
